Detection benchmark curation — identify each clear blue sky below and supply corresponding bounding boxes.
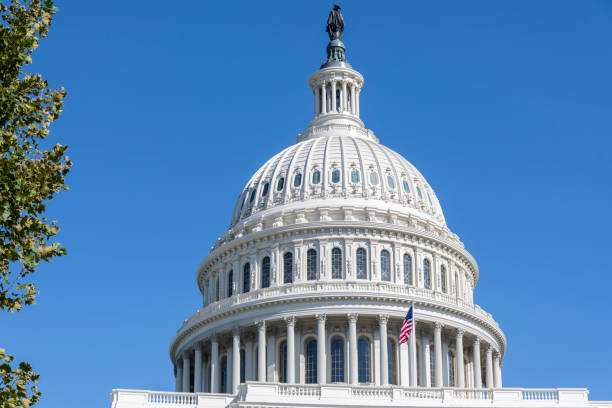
[4,1,612,407]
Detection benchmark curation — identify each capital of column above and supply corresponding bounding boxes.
[284,316,296,327]
[456,328,465,338]
[377,314,389,326]
[433,321,443,331]
[347,313,358,324]
[316,313,327,324]
[232,327,240,337]
[486,344,493,355]
[256,320,266,330]
[474,336,481,346]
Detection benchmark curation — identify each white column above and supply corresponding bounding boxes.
[175,361,183,392]
[314,87,319,117]
[409,320,417,387]
[257,321,266,381]
[285,316,296,384]
[348,313,358,385]
[423,340,431,387]
[232,328,241,393]
[399,330,409,386]
[316,314,327,384]
[434,322,443,388]
[378,314,389,385]
[211,336,219,393]
[350,84,356,115]
[266,329,276,382]
[321,82,327,114]
[194,345,203,393]
[341,81,347,112]
[331,81,337,113]
[485,345,494,388]
[493,352,501,388]
[456,329,465,388]
[356,88,360,117]
[182,353,191,392]
[473,337,482,388]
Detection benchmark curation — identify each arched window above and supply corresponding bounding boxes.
[305,339,317,384]
[331,169,341,183]
[243,263,250,293]
[283,252,293,284]
[293,173,302,188]
[402,179,410,193]
[351,169,360,183]
[227,270,233,297]
[403,254,412,285]
[388,339,397,385]
[427,192,433,205]
[358,337,371,383]
[312,170,321,184]
[277,176,285,191]
[356,248,367,279]
[416,186,423,199]
[240,349,246,383]
[423,259,431,290]
[429,345,435,387]
[261,257,271,288]
[249,189,256,203]
[369,171,379,185]
[331,337,345,383]
[387,174,396,189]
[221,356,228,393]
[279,341,287,383]
[381,250,391,282]
[441,265,447,293]
[307,249,317,280]
[447,350,456,387]
[262,182,269,197]
[331,248,342,279]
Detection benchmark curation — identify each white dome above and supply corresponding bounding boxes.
[230,132,446,230]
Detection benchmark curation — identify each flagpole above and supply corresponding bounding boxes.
[409,301,417,386]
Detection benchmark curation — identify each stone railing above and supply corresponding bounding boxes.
[180,280,496,332]
[110,385,599,408]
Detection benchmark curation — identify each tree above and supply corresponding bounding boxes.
[0,0,70,406]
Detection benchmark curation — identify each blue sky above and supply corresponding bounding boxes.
[4,1,612,407]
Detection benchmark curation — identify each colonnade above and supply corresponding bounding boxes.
[313,79,360,117]
[174,313,502,394]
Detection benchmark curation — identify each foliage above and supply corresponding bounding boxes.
[0,0,70,406]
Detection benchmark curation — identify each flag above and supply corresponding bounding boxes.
[399,305,414,344]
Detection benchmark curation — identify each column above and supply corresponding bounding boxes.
[232,328,240,393]
[314,87,319,116]
[350,84,356,115]
[331,80,337,113]
[399,329,409,386]
[378,314,389,385]
[423,340,431,387]
[285,316,296,384]
[245,335,254,381]
[316,314,327,384]
[485,345,494,388]
[266,329,276,382]
[456,329,465,388]
[356,88,360,117]
[341,81,347,112]
[434,322,443,388]
[321,82,327,114]
[210,337,220,393]
[257,321,266,381]
[202,354,209,392]
[175,361,183,392]
[409,320,417,387]
[182,353,191,392]
[493,352,501,388]
[473,337,482,388]
[194,344,203,392]
[348,313,358,385]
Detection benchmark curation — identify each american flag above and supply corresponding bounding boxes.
[399,305,414,344]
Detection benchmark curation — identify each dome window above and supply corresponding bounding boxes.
[402,179,410,193]
[369,171,379,185]
[293,173,302,187]
[262,182,269,197]
[427,192,433,205]
[351,169,360,183]
[416,186,423,199]
[249,189,256,203]
[331,169,341,183]
[387,175,395,189]
[312,170,321,184]
[277,177,285,191]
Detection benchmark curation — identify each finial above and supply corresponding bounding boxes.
[321,5,351,69]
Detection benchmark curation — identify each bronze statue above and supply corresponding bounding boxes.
[326,5,344,40]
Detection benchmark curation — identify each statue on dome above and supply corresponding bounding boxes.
[326,5,344,40]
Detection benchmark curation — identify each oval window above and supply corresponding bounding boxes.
[370,171,379,185]
[351,169,360,183]
[402,179,410,193]
[312,170,321,184]
[387,175,395,189]
[262,182,269,197]
[277,177,285,191]
[294,173,302,187]
[331,169,340,183]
